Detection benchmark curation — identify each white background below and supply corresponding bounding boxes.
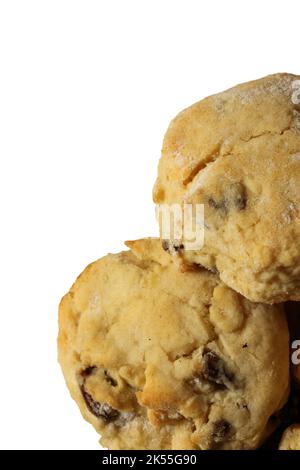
[0,0,298,449]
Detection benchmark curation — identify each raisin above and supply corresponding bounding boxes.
[208,197,227,212]
[81,367,117,387]
[104,370,117,387]
[202,349,234,388]
[81,386,119,422]
[211,419,231,443]
[208,183,247,213]
[162,240,170,252]
[81,366,96,378]
[174,242,184,252]
[233,183,247,210]
[235,194,247,210]
[162,240,184,254]
[208,266,219,275]
[80,367,120,422]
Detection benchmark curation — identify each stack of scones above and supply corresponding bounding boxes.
[58,74,300,450]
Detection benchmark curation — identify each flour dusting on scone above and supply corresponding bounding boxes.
[153,73,300,304]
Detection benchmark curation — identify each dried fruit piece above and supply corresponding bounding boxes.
[104,370,117,387]
[79,367,120,422]
[81,387,120,422]
[162,240,184,253]
[208,197,227,212]
[81,366,96,378]
[211,419,232,443]
[207,183,247,214]
[230,182,247,210]
[202,349,234,388]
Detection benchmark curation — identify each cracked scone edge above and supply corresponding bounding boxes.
[58,238,290,450]
[153,73,300,304]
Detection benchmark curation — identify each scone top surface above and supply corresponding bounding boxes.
[58,238,289,450]
[154,73,300,303]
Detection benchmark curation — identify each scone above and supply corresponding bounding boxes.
[279,425,300,450]
[153,73,300,304]
[58,238,289,450]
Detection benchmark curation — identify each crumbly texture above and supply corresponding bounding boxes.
[279,425,300,450]
[154,73,300,304]
[58,238,289,450]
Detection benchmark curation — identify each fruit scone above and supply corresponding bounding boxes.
[58,238,289,450]
[153,73,300,304]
